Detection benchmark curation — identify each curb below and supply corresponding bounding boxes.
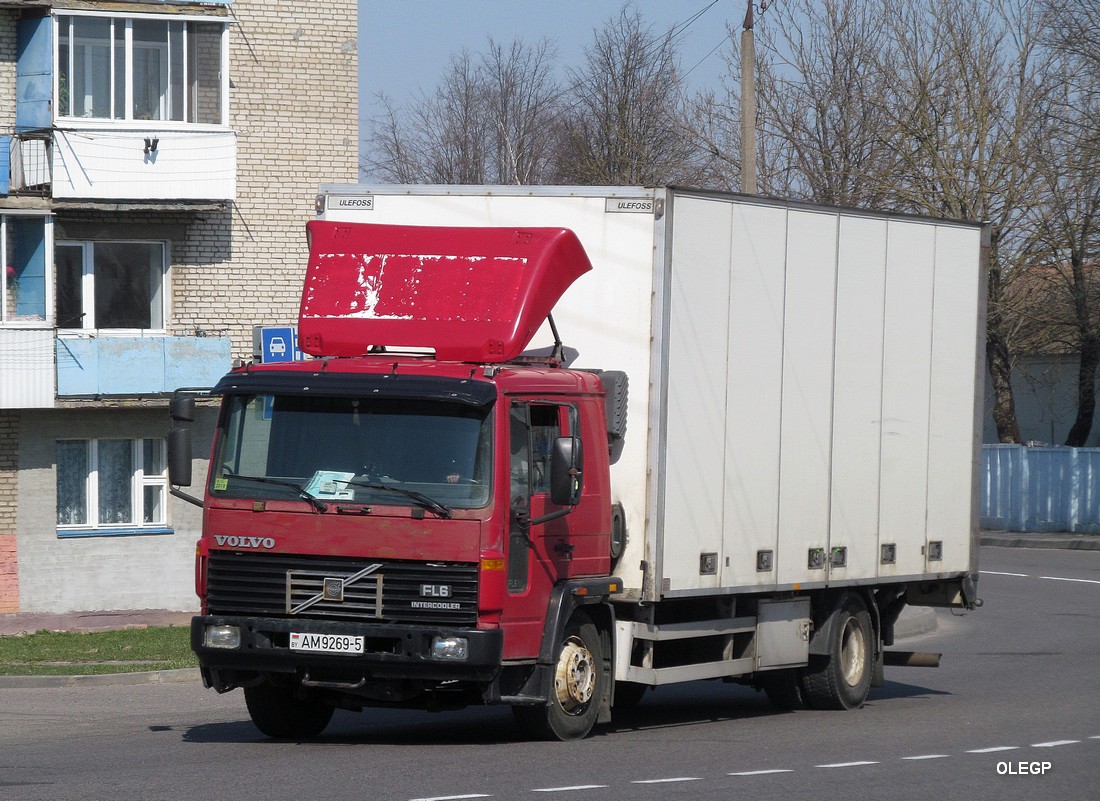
[0,667,200,689]
[980,534,1100,550]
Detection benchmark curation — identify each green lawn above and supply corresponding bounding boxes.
[0,627,196,676]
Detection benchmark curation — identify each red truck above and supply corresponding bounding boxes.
[170,186,985,741]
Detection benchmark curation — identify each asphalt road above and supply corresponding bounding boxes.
[1,545,1097,801]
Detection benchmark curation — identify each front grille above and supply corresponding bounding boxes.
[206,551,478,626]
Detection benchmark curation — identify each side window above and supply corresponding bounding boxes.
[509,405,530,508]
[508,406,530,593]
[529,405,561,495]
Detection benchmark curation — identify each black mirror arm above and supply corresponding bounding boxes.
[170,486,205,508]
[524,507,573,527]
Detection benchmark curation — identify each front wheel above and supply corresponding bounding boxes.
[244,683,334,739]
[514,613,604,741]
[800,593,874,710]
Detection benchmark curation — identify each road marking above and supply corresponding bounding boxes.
[414,730,1095,799]
[902,754,950,760]
[981,567,1100,589]
[631,777,702,784]
[816,761,879,768]
[1032,740,1080,747]
[531,787,608,793]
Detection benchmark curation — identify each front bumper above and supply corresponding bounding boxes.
[191,615,503,686]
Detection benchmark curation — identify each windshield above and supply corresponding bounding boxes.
[211,394,493,510]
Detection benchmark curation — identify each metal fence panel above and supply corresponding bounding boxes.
[980,445,1100,533]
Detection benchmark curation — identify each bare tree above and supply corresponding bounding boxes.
[873,0,1055,444]
[483,38,562,185]
[556,6,704,186]
[751,0,898,206]
[698,0,1060,442]
[1016,0,1100,445]
[364,38,562,184]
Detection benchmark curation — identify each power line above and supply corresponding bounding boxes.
[670,0,720,41]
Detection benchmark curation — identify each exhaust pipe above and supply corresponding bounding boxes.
[883,651,941,668]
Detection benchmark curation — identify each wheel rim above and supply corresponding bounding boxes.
[839,617,867,687]
[554,635,596,714]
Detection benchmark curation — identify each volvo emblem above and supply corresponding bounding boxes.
[287,563,383,615]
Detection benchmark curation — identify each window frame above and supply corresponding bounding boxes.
[54,11,230,128]
[56,437,171,538]
[1,212,55,328]
[55,238,169,334]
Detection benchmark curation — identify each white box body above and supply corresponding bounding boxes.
[318,185,985,602]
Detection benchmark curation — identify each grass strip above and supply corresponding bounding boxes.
[0,626,196,676]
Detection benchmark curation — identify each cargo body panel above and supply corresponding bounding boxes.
[318,185,985,602]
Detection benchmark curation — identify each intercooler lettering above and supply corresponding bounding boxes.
[411,601,462,610]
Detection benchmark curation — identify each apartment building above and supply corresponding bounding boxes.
[0,0,358,614]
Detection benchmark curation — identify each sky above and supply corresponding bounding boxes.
[357,0,748,157]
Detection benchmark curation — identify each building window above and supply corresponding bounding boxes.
[57,14,227,124]
[1,214,52,325]
[56,439,168,534]
[56,241,166,331]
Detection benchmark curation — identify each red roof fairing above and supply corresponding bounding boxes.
[299,222,592,362]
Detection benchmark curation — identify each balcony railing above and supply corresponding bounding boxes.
[2,124,236,202]
[3,129,52,195]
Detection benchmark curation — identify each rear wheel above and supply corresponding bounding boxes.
[244,683,334,739]
[801,593,874,710]
[514,613,604,740]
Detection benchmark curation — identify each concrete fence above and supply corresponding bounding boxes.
[981,445,1100,533]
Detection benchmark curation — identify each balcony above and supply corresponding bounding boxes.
[0,330,231,408]
[3,126,236,204]
[55,334,232,397]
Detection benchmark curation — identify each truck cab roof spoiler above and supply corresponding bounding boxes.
[299,222,593,362]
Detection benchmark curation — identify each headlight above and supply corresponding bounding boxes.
[431,636,468,661]
[203,624,241,649]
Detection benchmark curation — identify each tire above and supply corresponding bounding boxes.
[759,669,805,711]
[800,593,874,710]
[244,683,334,739]
[514,613,604,741]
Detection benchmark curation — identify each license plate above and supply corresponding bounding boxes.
[289,632,364,655]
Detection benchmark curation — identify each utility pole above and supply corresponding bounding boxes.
[740,0,757,194]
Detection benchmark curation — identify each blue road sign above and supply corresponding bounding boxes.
[259,326,303,363]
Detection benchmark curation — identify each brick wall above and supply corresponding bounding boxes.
[171,0,360,360]
[0,9,15,130]
[0,411,18,613]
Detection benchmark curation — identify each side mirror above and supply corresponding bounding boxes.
[169,395,196,423]
[167,427,193,487]
[550,436,583,507]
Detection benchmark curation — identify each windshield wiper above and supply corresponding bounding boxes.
[338,480,452,519]
[227,475,328,513]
